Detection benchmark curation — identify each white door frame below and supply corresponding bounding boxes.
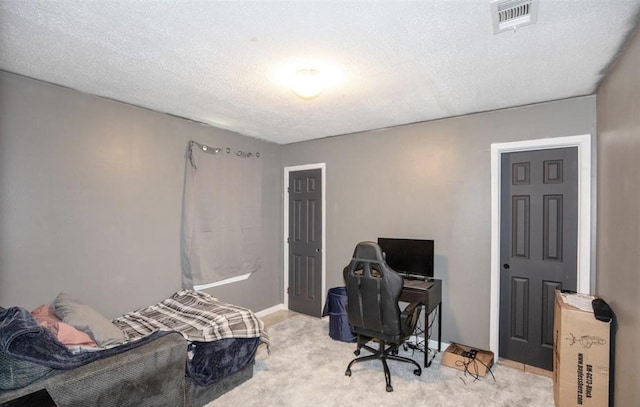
[489,134,592,358]
[283,163,327,313]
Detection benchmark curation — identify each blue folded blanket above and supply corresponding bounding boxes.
[0,306,167,370]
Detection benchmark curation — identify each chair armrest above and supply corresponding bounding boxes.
[400,302,422,337]
[402,301,421,316]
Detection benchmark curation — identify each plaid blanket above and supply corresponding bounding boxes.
[113,289,268,347]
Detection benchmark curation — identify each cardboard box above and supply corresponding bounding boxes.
[441,342,494,377]
[554,291,611,407]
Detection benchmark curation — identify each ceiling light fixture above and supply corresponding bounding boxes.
[292,68,323,100]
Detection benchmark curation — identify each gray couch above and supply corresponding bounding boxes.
[0,332,253,407]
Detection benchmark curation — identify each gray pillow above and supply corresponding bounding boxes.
[53,293,126,347]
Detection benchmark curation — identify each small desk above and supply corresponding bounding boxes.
[399,278,442,368]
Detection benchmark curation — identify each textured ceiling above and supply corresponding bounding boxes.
[1,1,639,144]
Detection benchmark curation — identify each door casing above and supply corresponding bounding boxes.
[490,134,592,360]
[283,163,326,313]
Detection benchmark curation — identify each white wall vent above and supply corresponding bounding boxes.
[490,0,539,34]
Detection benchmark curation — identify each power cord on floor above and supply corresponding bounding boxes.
[405,307,438,357]
[455,351,496,384]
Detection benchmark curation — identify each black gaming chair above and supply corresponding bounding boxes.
[343,241,423,392]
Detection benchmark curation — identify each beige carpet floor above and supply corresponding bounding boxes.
[208,314,554,407]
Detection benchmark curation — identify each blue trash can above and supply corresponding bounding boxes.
[322,286,356,342]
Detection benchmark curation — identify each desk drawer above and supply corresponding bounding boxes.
[399,279,442,314]
[399,288,424,303]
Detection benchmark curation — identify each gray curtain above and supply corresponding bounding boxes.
[181,141,262,288]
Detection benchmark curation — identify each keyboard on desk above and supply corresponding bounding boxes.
[402,278,434,290]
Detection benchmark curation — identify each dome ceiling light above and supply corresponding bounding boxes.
[291,68,323,100]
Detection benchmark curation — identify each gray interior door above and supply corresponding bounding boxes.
[499,147,578,370]
[288,168,323,317]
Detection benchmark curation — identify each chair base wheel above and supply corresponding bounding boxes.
[345,337,420,393]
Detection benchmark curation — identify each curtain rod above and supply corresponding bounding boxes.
[190,140,260,158]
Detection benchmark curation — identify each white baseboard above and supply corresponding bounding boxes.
[429,339,450,350]
[255,303,286,318]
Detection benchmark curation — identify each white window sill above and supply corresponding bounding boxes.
[194,272,251,290]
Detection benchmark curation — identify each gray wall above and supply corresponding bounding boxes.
[596,28,640,407]
[282,96,596,347]
[0,71,283,318]
[0,69,599,353]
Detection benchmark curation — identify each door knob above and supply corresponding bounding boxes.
[503,264,510,269]
[316,248,321,253]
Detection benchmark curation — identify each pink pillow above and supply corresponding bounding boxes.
[31,304,97,347]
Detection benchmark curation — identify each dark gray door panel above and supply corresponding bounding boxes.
[499,148,578,370]
[288,168,323,317]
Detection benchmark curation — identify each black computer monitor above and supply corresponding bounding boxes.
[377,237,434,279]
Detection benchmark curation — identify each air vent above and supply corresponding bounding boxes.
[490,0,539,34]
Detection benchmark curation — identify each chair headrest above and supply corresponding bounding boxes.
[351,241,385,262]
